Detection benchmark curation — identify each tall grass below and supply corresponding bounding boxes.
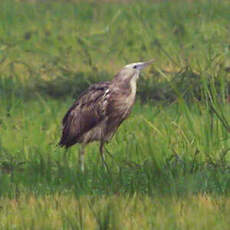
[1,0,230,228]
[1,194,230,230]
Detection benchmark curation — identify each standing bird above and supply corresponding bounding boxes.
[59,59,154,171]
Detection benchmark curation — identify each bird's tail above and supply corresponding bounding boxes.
[58,134,69,148]
[58,130,77,148]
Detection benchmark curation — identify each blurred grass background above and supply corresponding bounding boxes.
[1,0,230,229]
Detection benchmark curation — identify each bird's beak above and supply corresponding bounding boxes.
[139,59,155,70]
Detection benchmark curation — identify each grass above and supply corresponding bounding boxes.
[1,0,230,229]
[2,194,230,230]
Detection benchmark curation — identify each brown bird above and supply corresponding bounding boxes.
[59,60,154,171]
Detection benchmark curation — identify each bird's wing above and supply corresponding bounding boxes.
[59,81,111,147]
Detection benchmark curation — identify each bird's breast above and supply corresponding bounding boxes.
[127,77,137,101]
[121,76,137,109]
[114,89,136,119]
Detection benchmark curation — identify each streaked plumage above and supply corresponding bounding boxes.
[59,60,154,171]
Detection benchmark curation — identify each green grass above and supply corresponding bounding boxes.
[1,0,230,229]
[2,194,230,230]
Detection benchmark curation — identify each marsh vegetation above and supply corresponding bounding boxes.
[1,0,230,229]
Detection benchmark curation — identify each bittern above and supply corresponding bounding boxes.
[59,59,154,171]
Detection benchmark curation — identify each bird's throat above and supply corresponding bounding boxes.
[129,74,137,99]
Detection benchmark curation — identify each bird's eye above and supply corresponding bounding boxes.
[133,65,137,69]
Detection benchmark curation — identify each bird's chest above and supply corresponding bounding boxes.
[121,90,136,115]
[123,77,136,104]
[114,79,137,117]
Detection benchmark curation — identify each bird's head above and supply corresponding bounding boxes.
[124,59,155,72]
[114,59,154,85]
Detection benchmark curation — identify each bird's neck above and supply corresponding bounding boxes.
[112,70,139,97]
[129,74,138,96]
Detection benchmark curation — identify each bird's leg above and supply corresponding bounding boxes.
[100,142,109,172]
[63,148,69,166]
[79,145,85,172]
[104,146,114,160]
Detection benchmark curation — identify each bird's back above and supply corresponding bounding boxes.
[59,81,111,147]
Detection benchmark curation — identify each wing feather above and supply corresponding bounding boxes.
[59,82,111,147]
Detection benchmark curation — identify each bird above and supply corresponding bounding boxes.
[59,59,154,171]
